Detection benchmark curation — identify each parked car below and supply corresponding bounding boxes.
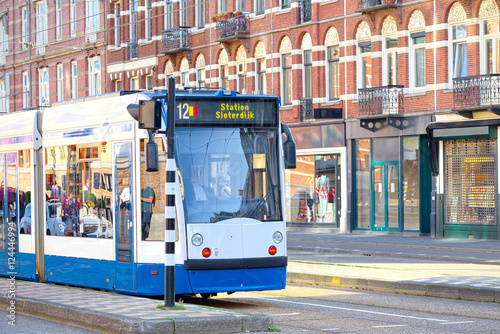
[20,201,66,236]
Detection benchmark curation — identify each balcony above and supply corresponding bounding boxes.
[215,15,249,42]
[358,85,405,131]
[298,0,311,24]
[453,74,500,118]
[162,27,192,53]
[356,0,401,13]
[300,98,313,121]
[127,39,138,60]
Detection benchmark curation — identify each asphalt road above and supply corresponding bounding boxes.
[183,283,500,333]
[0,309,99,334]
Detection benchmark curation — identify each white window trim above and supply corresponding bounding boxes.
[280,53,292,105]
[255,58,266,94]
[71,62,78,99]
[357,41,372,91]
[409,32,426,91]
[39,67,49,107]
[302,49,312,98]
[56,0,62,40]
[480,18,500,75]
[22,71,30,109]
[57,65,64,101]
[326,45,340,101]
[448,23,468,84]
[71,0,77,37]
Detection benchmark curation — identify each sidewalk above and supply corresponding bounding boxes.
[287,230,500,302]
[0,279,271,334]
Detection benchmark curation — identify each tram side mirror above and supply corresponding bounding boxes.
[282,124,296,169]
[139,100,162,130]
[146,130,159,172]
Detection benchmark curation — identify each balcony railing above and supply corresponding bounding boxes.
[162,27,192,53]
[356,0,401,13]
[300,97,314,121]
[127,39,138,60]
[215,15,249,41]
[453,74,500,109]
[358,85,404,117]
[299,0,311,24]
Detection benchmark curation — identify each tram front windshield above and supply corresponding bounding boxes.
[176,127,282,224]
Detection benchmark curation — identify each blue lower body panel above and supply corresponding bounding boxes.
[0,252,37,281]
[4,255,287,296]
[187,267,287,294]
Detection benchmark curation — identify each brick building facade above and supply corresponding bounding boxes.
[1,0,500,239]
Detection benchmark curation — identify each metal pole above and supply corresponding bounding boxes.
[165,77,176,307]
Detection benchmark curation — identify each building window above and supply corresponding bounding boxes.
[88,57,101,96]
[0,16,7,65]
[115,79,122,92]
[130,77,139,90]
[482,19,500,74]
[71,0,77,37]
[384,36,398,86]
[130,0,138,41]
[145,0,152,40]
[56,0,62,40]
[281,0,291,9]
[146,75,153,90]
[282,53,292,105]
[255,0,265,14]
[220,64,228,89]
[86,0,99,41]
[237,63,246,93]
[71,62,78,99]
[165,1,173,30]
[402,137,420,231]
[256,58,265,94]
[196,0,205,28]
[57,65,64,101]
[451,24,467,79]
[22,71,30,108]
[180,0,188,26]
[218,0,227,13]
[0,78,6,113]
[197,69,205,88]
[181,71,189,87]
[303,49,312,98]
[355,139,371,229]
[114,4,121,46]
[21,7,28,49]
[410,32,426,89]
[327,45,339,100]
[39,67,49,106]
[236,0,245,11]
[357,42,372,89]
[36,1,48,46]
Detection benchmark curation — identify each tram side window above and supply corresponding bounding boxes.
[44,143,113,238]
[140,138,166,241]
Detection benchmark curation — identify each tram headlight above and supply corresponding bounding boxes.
[272,231,283,244]
[191,233,203,246]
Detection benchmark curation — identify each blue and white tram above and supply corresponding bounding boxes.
[0,90,296,296]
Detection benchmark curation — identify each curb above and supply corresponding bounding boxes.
[0,295,272,334]
[288,245,500,265]
[287,272,500,303]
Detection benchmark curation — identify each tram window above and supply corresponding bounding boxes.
[140,138,166,241]
[44,142,113,238]
[19,149,31,234]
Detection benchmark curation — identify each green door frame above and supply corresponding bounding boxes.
[371,161,399,231]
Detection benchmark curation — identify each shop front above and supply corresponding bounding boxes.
[286,122,347,232]
[348,115,432,234]
[428,119,500,240]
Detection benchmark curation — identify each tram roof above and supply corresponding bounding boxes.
[43,92,148,133]
[0,109,38,139]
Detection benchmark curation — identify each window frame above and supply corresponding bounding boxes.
[449,23,468,82]
[281,53,292,105]
[56,0,62,40]
[71,61,78,99]
[22,71,30,109]
[39,67,49,106]
[71,0,77,37]
[256,58,266,94]
[145,0,152,40]
[383,36,398,86]
[327,45,339,100]
[21,7,28,48]
[196,0,205,29]
[57,64,64,101]
[114,3,121,47]
[88,57,101,96]
[165,1,173,30]
[410,31,426,90]
[220,64,228,89]
[36,1,48,46]
[481,18,500,74]
[357,41,372,90]
[303,49,312,98]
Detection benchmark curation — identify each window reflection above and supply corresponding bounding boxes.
[42,143,113,238]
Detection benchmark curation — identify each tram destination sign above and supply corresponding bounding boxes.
[174,97,278,126]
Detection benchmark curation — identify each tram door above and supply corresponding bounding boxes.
[0,153,18,276]
[114,143,134,292]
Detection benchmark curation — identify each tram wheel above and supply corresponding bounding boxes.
[201,293,212,299]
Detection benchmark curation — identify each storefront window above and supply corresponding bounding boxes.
[287,154,340,226]
[403,137,419,231]
[355,139,370,229]
[444,139,496,225]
